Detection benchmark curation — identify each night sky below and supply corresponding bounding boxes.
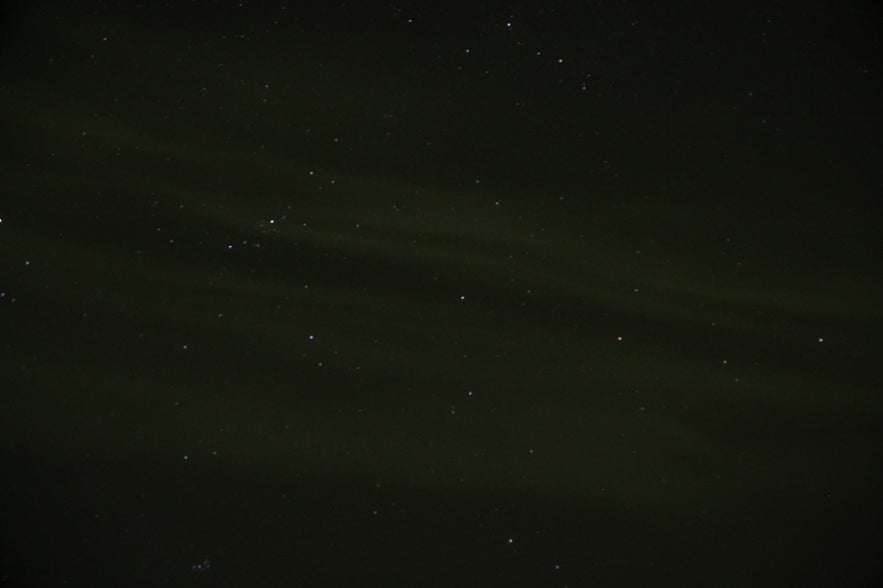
[2,1,882,585]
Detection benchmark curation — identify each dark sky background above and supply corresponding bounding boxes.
[2,1,882,586]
